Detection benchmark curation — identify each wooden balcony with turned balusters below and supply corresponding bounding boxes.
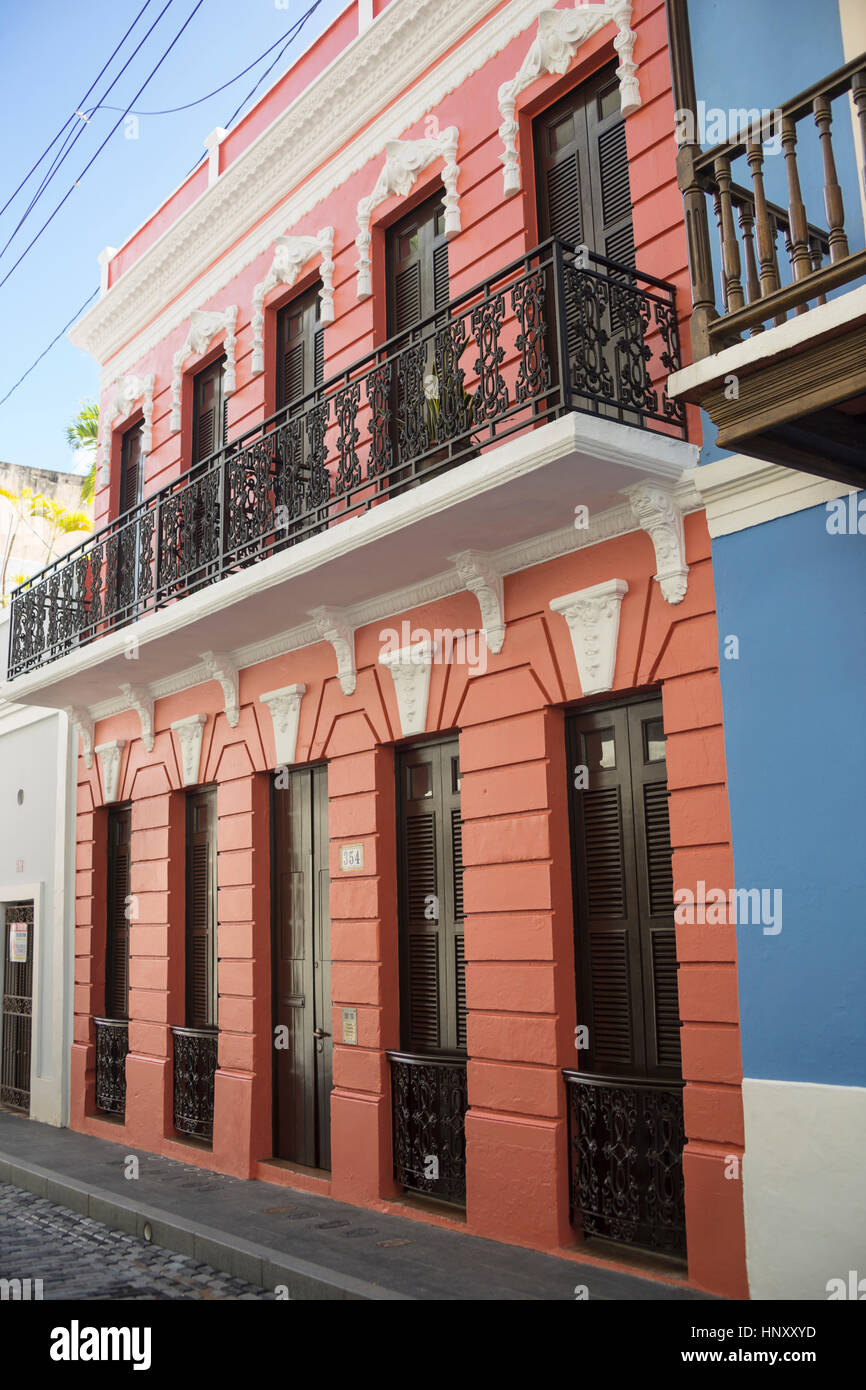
[668,56,866,486]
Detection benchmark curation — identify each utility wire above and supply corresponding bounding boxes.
[0,0,205,293]
[0,0,156,222]
[0,287,99,409]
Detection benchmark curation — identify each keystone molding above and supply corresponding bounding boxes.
[96,738,126,803]
[251,228,335,374]
[170,308,238,432]
[259,683,306,767]
[119,683,154,752]
[549,578,628,695]
[379,639,438,737]
[99,374,155,482]
[171,713,206,786]
[451,549,506,654]
[309,607,357,696]
[356,127,461,297]
[201,650,240,727]
[498,0,640,196]
[626,481,689,604]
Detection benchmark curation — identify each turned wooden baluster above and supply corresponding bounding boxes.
[711,189,727,312]
[737,199,761,327]
[809,237,827,304]
[813,94,849,263]
[714,154,745,313]
[675,140,721,358]
[780,116,814,308]
[746,138,782,304]
[851,71,866,199]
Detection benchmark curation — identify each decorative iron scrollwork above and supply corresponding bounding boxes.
[172,1026,218,1141]
[470,294,509,424]
[512,270,551,402]
[94,1018,129,1117]
[366,363,393,479]
[389,1052,467,1206]
[335,381,361,494]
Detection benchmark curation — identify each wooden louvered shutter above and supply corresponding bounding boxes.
[277,286,323,412]
[569,699,681,1081]
[106,805,131,1020]
[186,788,217,1030]
[192,358,225,465]
[119,425,143,515]
[398,739,464,1054]
[388,195,450,336]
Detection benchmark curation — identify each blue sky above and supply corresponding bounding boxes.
[0,0,347,476]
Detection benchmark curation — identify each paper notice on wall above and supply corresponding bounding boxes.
[8,923,27,963]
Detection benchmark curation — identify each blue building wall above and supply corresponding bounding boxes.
[712,495,866,1086]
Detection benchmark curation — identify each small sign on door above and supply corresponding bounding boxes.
[340,843,364,872]
[8,923,28,963]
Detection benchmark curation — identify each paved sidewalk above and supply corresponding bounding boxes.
[0,1111,708,1301]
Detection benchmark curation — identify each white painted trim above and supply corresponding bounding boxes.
[100,373,155,476]
[68,0,551,378]
[687,455,858,538]
[170,307,238,431]
[668,284,866,398]
[251,228,335,374]
[549,578,627,694]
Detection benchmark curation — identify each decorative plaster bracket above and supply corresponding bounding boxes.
[96,739,126,804]
[251,227,335,374]
[170,306,238,432]
[99,373,155,481]
[451,549,506,655]
[550,579,628,695]
[171,714,206,787]
[64,706,94,768]
[626,481,689,604]
[309,606,357,695]
[497,1,640,196]
[379,640,438,737]
[356,126,460,297]
[119,683,154,752]
[259,683,306,767]
[201,650,240,727]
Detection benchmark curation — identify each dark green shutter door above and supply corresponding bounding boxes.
[119,426,143,515]
[193,358,225,464]
[277,286,323,411]
[387,194,450,335]
[398,740,464,1054]
[186,789,217,1029]
[106,806,131,1020]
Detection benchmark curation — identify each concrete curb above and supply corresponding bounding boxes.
[0,1151,411,1301]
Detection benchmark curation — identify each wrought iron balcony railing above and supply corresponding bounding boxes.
[94,1016,128,1117]
[388,1050,468,1206]
[679,56,866,357]
[563,1069,686,1259]
[8,239,685,680]
[172,1025,218,1141]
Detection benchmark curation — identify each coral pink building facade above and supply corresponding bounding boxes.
[7,0,747,1298]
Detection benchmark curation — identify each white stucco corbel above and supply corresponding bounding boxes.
[309,606,357,695]
[451,549,506,655]
[64,706,94,768]
[549,579,628,695]
[626,480,689,604]
[201,650,239,727]
[379,639,438,737]
[259,683,307,767]
[356,127,461,298]
[119,683,154,753]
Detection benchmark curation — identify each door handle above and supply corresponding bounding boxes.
[312,1027,331,1039]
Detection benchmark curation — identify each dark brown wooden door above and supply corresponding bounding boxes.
[535,60,634,265]
[567,697,681,1080]
[276,287,324,412]
[1,902,34,1113]
[119,423,143,515]
[192,357,227,466]
[396,738,465,1055]
[272,764,332,1169]
[105,805,132,1021]
[185,789,218,1030]
[387,194,451,336]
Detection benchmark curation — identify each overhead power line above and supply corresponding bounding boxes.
[0,287,99,410]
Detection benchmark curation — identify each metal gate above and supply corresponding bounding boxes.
[1,902,34,1113]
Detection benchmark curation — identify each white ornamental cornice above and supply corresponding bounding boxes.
[99,373,155,481]
[549,579,628,695]
[259,683,306,767]
[96,738,126,804]
[498,1,640,196]
[251,228,334,374]
[309,606,357,696]
[626,481,689,604]
[170,307,238,432]
[171,713,206,787]
[356,126,461,297]
[379,640,438,738]
[201,650,240,727]
[64,706,94,768]
[450,549,506,654]
[69,0,551,375]
[119,682,154,752]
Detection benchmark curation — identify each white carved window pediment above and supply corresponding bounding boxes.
[98,373,155,484]
[169,306,238,433]
[251,228,334,375]
[355,126,461,298]
[497,1,640,197]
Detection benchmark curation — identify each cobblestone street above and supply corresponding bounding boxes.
[0,1183,273,1300]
